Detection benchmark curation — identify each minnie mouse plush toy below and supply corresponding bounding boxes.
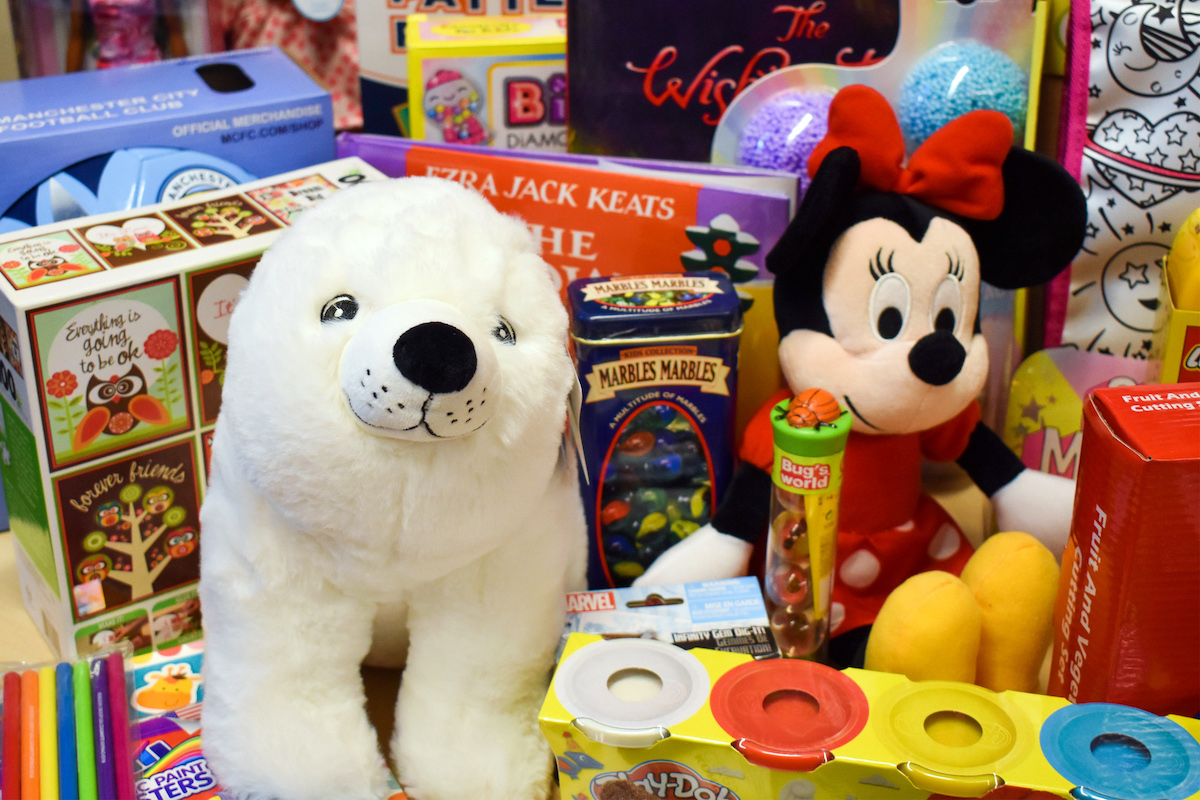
[638,85,1087,686]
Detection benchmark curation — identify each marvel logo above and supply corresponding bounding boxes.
[567,591,617,613]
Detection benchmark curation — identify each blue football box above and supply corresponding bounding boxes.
[0,47,335,235]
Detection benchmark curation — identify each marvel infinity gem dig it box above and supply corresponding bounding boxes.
[570,272,742,589]
[0,157,385,659]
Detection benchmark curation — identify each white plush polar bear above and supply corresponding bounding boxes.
[198,177,587,800]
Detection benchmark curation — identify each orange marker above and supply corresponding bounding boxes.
[21,669,41,799]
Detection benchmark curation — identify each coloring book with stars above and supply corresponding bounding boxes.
[1054,0,1200,361]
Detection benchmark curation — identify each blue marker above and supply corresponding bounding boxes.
[56,662,78,800]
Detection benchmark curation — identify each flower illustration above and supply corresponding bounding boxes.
[46,370,83,444]
[45,370,78,398]
[144,329,181,416]
[144,329,178,360]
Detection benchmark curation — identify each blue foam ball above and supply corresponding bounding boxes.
[737,90,832,192]
[898,41,1027,150]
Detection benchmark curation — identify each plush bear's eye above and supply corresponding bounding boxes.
[321,295,359,323]
[869,273,910,341]
[492,316,517,345]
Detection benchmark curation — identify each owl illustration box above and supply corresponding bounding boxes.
[0,157,386,659]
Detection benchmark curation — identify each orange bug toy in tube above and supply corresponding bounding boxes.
[765,389,851,660]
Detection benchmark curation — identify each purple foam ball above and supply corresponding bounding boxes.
[737,90,833,192]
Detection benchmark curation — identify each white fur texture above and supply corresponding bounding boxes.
[198,177,587,800]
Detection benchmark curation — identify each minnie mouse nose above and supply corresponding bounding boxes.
[908,331,966,387]
[392,321,477,394]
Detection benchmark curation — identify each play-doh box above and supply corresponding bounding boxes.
[540,633,1200,800]
[569,272,742,590]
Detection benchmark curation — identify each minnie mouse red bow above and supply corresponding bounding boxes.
[807,85,1014,221]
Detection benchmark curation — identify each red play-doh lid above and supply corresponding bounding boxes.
[710,659,869,771]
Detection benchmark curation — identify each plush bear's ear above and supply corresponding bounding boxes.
[768,146,861,337]
[963,148,1087,290]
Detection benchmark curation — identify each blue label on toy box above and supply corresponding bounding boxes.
[570,272,741,589]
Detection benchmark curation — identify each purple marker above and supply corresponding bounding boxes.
[106,652,135,800]
[90,657,118,800]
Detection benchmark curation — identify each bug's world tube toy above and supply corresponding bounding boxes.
[765,388,851,660]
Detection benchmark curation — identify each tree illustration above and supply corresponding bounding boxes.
[93,483,192,599]
[189,206,267,240]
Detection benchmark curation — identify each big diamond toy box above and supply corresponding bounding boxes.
[1048,383,1200,717]
[0,48,334,235]
[0,157,385,659]
[406,14,566,152]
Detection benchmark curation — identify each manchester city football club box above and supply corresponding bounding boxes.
[0,47,335,235]
[0,157,385,659]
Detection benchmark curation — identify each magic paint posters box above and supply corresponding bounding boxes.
[0,157,386,660]
[0,47,334,235]
[1048,384,1200,717]
[338,133,798,433]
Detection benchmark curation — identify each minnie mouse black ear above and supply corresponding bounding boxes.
[962,148,1087,290]
[767,146,861,279]
[767,146,861,337]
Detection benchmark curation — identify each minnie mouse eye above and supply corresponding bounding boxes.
[931,275,962,333]
[492,316,517,345]
[869,273,910,341]
[321,295,358,323]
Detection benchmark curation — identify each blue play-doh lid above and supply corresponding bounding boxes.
[569,271,743,341]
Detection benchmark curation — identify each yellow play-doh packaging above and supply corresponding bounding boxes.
[540,633,1200,800]
[406,14,566,152]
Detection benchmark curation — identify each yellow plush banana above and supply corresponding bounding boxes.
[1167,208,1200,311]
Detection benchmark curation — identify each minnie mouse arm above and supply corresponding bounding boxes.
[957,421,1074,557]
[710,462,773,544]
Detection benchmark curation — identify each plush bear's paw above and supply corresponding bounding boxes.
[633,524,753,586]
[203,692,390,800]
[396,703,553,800]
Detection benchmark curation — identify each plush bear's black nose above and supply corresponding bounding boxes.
[908,331,966,387]
[393,322,477,394]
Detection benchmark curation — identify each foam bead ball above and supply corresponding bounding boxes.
[737,90,833,192]
[898,40,1027,150]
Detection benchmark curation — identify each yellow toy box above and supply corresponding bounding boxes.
[405,14,566,152]
[540,633,1200,800]
[1156,210,1200,383]
[0,157,385,659]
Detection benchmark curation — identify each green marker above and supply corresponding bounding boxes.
[73,660,98,800]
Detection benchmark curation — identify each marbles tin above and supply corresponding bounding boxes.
[569,272,742,589]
